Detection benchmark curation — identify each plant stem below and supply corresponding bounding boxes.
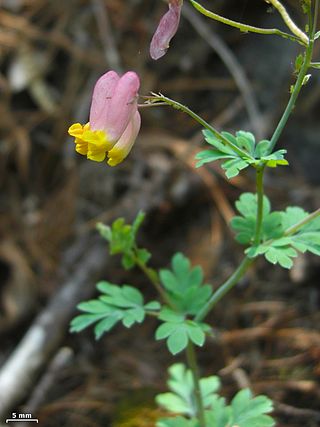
[133,255,172,306]
[194,163,265,322]
[284,208,320,236]
[146,94,254,160]
[188,0,304,44]
[253,166,266,245]
[186,342,206,427]
[267,0,309,44]
[195,256,253,322]
[268,33,315,153]
[313,0,319,39]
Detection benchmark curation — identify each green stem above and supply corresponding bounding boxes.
[188,0,304,45]
[284,208,320,236]
[186,342,206,427]
[195,256,253,322]
[312,0,319,39]
[253,166,266,245]
[133,254,172,306]
[266,0,309,45]
[147,94,254,160]
[268,34,315,153]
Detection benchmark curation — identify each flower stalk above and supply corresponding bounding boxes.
[189,0,306,45]
[265,0,309,45]
[146,93,254,160]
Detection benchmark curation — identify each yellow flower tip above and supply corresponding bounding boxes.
[68,123,85,137]
[68,122,114,162]
[107,147,127,167]
[83,129,112,162]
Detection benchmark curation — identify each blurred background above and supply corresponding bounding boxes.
[0,0,319,426]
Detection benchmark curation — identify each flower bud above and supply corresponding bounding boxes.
[150,0,183,60]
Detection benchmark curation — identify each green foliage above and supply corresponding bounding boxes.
[301,0,311,14]
[157,417,197,427]
[246,207,320,268]
[156,364,220,417]
[157,365,275,427]
[70,281,160,339]
[97,211,151,270]
[159,253,212,315]
[295,53,304,74]
[230,193,282,244]
[155,308,210,355]
[229,389,275,426]
[195,130,288,178]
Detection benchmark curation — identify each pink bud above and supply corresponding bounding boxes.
[150,0,183,60]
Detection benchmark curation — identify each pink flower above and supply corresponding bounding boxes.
[150,0,183,60]
[68,70,141,166]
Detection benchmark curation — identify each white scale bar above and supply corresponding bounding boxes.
[6,419,39,423]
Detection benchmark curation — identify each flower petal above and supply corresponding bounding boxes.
[89,71,120,131]
[107,111,141,166]
[105,71,140,142]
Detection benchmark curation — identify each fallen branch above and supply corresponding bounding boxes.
[0,236,107,420]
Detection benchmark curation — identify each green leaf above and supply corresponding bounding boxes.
[186,321,206,347]
[70,282,158,338]
[144,301,161,311]
[280,207,308,229]
[294,53,304,73]
[231,193,282,244]
[247,207,320,269]
[261,149,288,167]
[157,365,275,427]
[136,248,151,264]
[94,314,122,339]
[230,388,275,427]
[198,129,254,178]
[156,363,221,418]
[235,193,270,217]
[205,397,231,427]
[70,313,108,333]
[121,252,135,270]
[159,253,212,316]
[97,211,151,269]
[167,329,189,355]
[131,211,145,236]
[156,416,197,427]
[222,158,249,179]
[254,140,271,158]
[235,131,256,155]
[247,244,297,269]
[195,149,234,168]
[156,310,209,354]
[202,130,235,155]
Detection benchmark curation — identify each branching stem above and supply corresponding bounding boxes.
[133,254,172,306]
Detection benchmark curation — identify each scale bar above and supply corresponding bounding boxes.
[6,419,38,423]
